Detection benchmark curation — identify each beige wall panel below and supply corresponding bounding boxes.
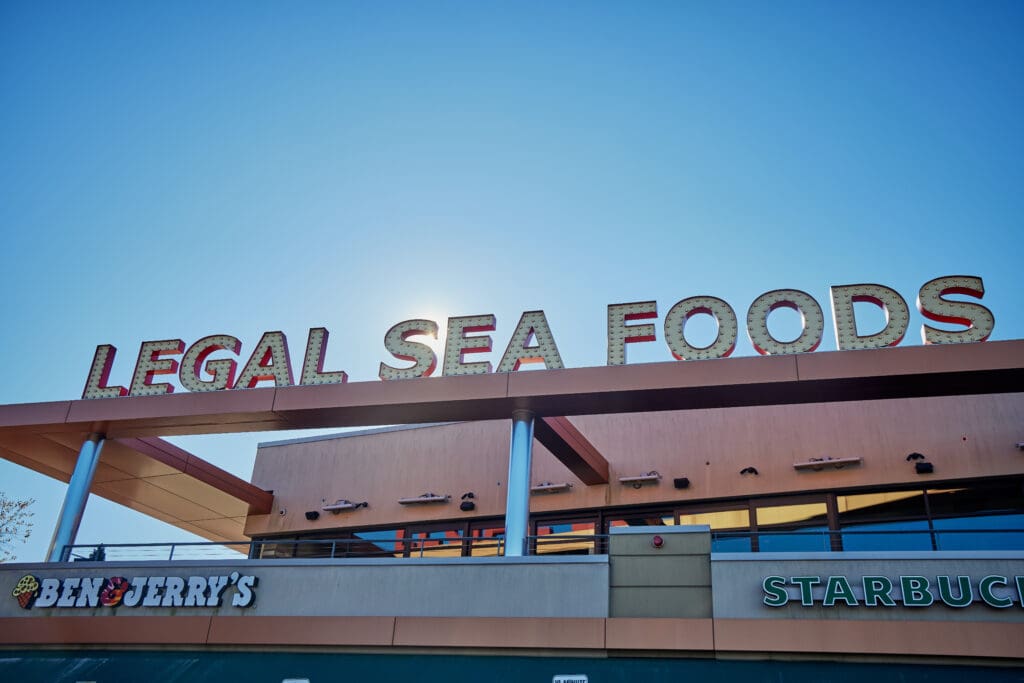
[188,516,247,540]
[208,616,395,646]
[714,618,1024,659]
[93,478,225,523]
[247,393,1024,533]
[248,422,515,535]
[144,473,249,518]
[0,616,211,645]
[393,616,605,649]
[606,617,714,651]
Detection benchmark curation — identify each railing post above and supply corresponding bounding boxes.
[504,409,534,557]
[47,433,105,562]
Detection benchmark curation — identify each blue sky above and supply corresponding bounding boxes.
[1,2,1022,561]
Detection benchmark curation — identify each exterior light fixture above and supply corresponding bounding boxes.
[321,499,368,513]
[673,477,690,489]
[460,492,476,512]
[530,482,573,494]
[651,535,665,549]
[1016,442,1024,450]
[304,510,320,521]
[398,493,451,505]
[740,467,759,476]
[619,471,662,488]
[793,456,862,471]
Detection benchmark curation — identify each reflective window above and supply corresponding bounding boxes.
[534,520,596,555]
[468,525,505,556]
[406,529,465,558]
[756,502,829,552]
[841,520,933,551]
[933,514,1024,550]
[837,491,931,551]
[678,509,751,552]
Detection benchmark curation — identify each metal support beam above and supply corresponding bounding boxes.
[534,416,610,485]
[46,433,105,562]
[504,409,534,557]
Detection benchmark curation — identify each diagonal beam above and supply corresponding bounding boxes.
[533,416,609,485]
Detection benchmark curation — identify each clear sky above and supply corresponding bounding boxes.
[1,2,1022,562]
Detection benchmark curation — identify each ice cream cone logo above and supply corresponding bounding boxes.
[12,574,40,610]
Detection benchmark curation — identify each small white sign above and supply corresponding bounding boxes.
[553,676,588,683]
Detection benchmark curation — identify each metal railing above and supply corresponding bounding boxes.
[711,527,1024,552]
[60,534,607,563]
[59,528,1024,563]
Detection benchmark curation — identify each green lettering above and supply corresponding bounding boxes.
[900,576,934,607]
[1015,576,1024,608]
[762,576,789,607]
[790,576,821,606]
[979,575,1012,608]
[862,576,896,607]
[823,576,858,607]
[937,575,973,608]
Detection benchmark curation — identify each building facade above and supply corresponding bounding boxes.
[0,340,1022,681]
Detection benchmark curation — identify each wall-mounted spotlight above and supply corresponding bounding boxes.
[531,482,573,494]
[460,492,476,512]
[619,471,661,488]
[305,510,320,521]
[673,477,690,489]
[906,452,926,461]
[398,493,451,505]
[740,467,759,476]
[1016,442,1024,451]
[321,499,369,513]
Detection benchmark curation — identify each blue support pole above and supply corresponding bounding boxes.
[46,433,105,562]
[504,409,534,557]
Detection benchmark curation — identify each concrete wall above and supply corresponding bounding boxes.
[0,556,609,619]
[609,525,712,618]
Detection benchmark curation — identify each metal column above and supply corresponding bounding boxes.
[46,433,105,562]
[504,409,534,556]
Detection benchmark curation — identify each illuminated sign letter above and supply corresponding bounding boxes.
[179,335,241,392]
[497,310,565,372]
[82,345,128,399]
[917,275,994,344]
[830,284,910,350]
[746,289,824,355]
[380,319,439,380]
[663,296,738,360]
[442,315,495,376]
[607,301,657,365]
[300,328,348,386]
[129,340,185,396]
[234,332,294,388]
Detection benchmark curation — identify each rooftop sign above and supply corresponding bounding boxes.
[83,275,994,399]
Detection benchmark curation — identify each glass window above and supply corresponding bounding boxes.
[837,491,932,551]
[933,514,1024,550]
[841,519,933,551]
[678,508,752,552]
[534,520,596,555]
[406,528,465,558]
[468,524,505,556]
[756,502,829,552]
